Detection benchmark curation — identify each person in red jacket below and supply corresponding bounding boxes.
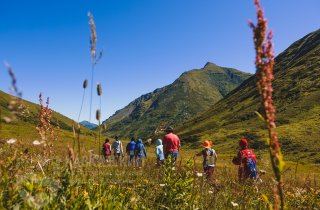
[163,126,181,165]
[102,138,112,162]
[232,138,257,182]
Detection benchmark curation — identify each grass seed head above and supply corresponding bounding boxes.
[97,83,102,96]
[83,79,88,89]
[88,12,97,61]
[96,109,101,121]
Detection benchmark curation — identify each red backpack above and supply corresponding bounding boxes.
[240,149,256,163]
[103,143,111,155]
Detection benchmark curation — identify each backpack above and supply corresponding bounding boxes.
[205,148,216,166]
[103,143,111,155]
[241,149,257,178]
[112,140,122,154]
[135,143,144,157]
[245,158,257,178]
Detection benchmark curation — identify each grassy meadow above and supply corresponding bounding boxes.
[1,140,320,209]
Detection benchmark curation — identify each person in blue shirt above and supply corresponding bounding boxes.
[126,137,136,166]
[135,139,147,167]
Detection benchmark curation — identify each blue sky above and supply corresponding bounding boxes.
[0,0,319,123]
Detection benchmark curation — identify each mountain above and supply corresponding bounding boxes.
[80,120,98,129]
[104,63,251,138]
[0,90,95,151]
[177,29,320,163]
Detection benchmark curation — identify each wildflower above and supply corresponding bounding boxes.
[32,140,42,145]
[231,201,239,207]
[249,0,284,208]
[196,172,203,177]
[83,190,89,198]
[2,117,12,123]
[7,138,17,144]
[130,197,137,208]
[295,188,306,197]
[143,179,149,184]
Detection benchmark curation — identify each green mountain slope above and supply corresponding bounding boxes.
[177,29,320,163]
[104,63,251,138]
[0,91,95,152]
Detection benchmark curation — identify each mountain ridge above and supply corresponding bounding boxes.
[177,29,320,163]
[104,63,251,138]
[80,120,98,129]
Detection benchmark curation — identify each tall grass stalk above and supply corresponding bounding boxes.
[4,62,22,98]
[72,122,76,151]
[0,109,2,137]
[96,109,101,158]
[3,62,29,126]
[97,83,102,118]
[75,80,88,160]
[88,12,103,122]
[77,123,81,161]
[97,83,102,157]
[78,79,88,122]
[96,109,101,197]
[249,0,285,209]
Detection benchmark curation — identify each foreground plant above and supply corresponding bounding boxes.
[249,0,285,209]
[77,79,88,122]
[2,62,29,126]
[88,12,103,122]
[36,93,55,158]
[97,83,102,158]
[96,109,101,158]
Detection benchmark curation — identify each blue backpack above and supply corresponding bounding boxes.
[135,143,145,157]
[246,158,257,178]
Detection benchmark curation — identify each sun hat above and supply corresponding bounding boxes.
[202,140,212,148]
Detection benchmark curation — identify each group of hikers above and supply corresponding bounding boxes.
[102,126,258,182]
[102,135,147,167]
[101,126,180,167]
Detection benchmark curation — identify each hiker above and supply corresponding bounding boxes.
[232,138,257,182]
[135,138,147,167]
[111,135,124,164]
[163,126,181,165]
[155,139,164,166]
[102,138,112,162]
[193,140,217,182]
[126,137,136,166]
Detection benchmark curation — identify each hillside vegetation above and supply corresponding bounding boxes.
[0,90,96,152]
[177,29,320,164]
[104,63,251,138]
